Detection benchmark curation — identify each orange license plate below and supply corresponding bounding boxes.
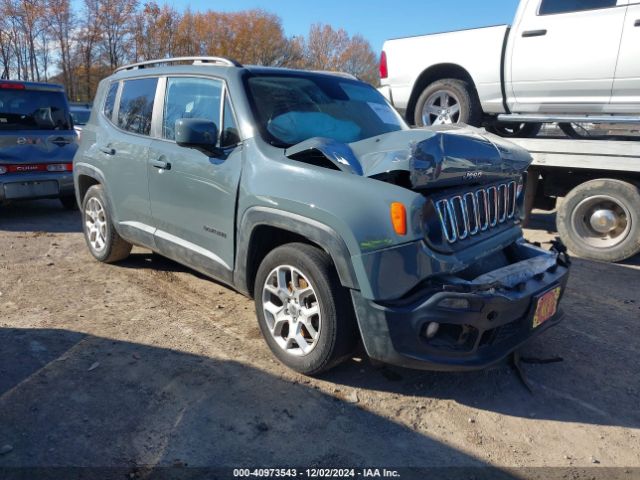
[533,287,561,328]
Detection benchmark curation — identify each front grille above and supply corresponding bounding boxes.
[435,181,518,244]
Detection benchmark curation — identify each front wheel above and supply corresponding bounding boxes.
[254,243,358,375]
[557,179,640,262]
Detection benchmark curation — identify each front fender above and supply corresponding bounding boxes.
[234,206,359,295]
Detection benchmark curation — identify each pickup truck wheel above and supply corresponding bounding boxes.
[486,122,542,138]
[557,179,640,262]
[254,243,357,375]
[414,79,482,127]
[82,185,132,263]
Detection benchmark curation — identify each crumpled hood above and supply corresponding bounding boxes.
[286,125,532,190]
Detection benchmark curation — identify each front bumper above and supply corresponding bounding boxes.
[0,172,75,201]
[351,241,570,371]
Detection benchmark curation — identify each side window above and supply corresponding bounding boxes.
[103,82,118,121]
[117,77,158,135]
[221,94,240,148]
[539,0,618,15]
[163,77,223,141]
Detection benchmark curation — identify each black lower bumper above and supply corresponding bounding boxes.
[351,243,570,372]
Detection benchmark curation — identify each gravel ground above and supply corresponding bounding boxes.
[0,200,639,478]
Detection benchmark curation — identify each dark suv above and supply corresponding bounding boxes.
[73,57,570,375]
[0,80,77,209]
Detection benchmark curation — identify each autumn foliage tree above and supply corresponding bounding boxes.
[0,1,380,101]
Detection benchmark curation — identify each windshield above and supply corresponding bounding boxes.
[245,73,407,147]
[70,109,91,126]
[0,89,72,131]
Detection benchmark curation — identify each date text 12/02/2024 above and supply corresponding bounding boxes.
[232,469,401,478]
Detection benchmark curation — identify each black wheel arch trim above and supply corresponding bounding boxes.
[234,206,359,296]
[74,162,107,206]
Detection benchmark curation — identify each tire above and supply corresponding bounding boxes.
[60,195,78,210]
[556,179,640,262]
[413,79,482,127]
[81,185,132,263]
[486,122,542,138]
[558,123,608,140]
[254,243,358,375]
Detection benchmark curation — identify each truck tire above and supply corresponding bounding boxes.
[81,185,132,263]
[556,179,640,262]
[486,122,542,138]
[254,243,358,375]
[413,79,482,127]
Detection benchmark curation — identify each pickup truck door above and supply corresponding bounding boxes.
[508,0,627,111]
[147,76,243,282]
[612,2,640,107]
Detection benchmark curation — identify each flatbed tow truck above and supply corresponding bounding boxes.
[509,134,640,263]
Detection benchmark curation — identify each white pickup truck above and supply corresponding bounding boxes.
[379,0,640,138]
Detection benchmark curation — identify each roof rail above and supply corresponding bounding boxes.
[114,56,242,73]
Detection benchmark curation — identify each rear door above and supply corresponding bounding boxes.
[508,0,626,111]
[147,76,243,281]
[100,77,157,238]
[612,1,640,108]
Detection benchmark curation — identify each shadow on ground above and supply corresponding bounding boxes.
[0,327,515,479]
[0,199,81,233]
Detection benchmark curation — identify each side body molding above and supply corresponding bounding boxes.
[234,206,359,296]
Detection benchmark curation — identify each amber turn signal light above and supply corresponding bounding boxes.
[390,202,407,236]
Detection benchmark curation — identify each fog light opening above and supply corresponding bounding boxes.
[425,322,440,339]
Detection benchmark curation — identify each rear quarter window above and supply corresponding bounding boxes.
[117,78,158,135]
[103,82,119,121]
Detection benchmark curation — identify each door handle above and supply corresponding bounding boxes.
[99,146,115,155]
[522,29,547,38]
[635,19,640,27]
[151,159,171,170]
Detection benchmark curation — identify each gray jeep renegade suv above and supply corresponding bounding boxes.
[74,56,570,375]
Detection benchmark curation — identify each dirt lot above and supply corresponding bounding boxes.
[1,200,639,478]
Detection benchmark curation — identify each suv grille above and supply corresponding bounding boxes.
[435,181,518,244]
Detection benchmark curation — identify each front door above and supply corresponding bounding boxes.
[612,2,640,108]
[148,76,243,281]
[508,0,627,112]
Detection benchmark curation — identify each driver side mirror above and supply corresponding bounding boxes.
[175,118,223,157]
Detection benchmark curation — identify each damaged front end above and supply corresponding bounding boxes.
[351,239,570,371]
[286,125,532,190]
[286,125,570,371]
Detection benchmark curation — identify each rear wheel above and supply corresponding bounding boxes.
[254,243,357,375]
[557,179,640,262]
[82,185,132,263]
[558,123,608,140]
[414,79,482,127]
[486,122,542,138]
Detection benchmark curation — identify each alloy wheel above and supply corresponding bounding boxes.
[261,265,322,356]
